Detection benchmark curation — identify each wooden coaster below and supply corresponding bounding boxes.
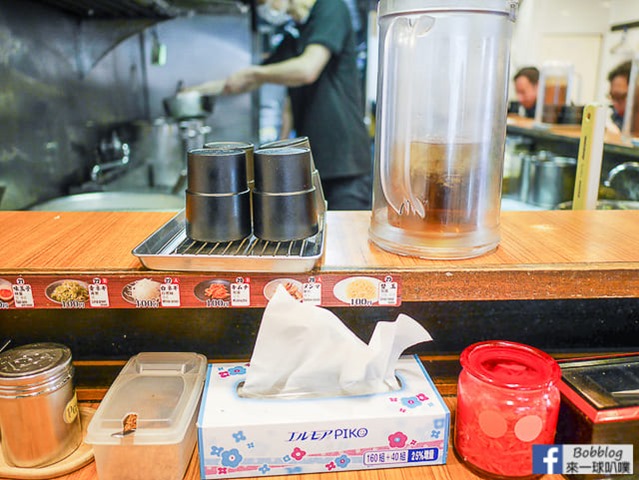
[0,406,95,479]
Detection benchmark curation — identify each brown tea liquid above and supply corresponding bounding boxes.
[543,80,568,106]
[387,141,498,234]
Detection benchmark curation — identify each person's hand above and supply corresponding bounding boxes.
[181,80,225,96]
[224,67,261,95]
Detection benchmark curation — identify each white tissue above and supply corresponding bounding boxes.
[240,285,432,398]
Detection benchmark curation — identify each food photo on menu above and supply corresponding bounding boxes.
[45,279,90,305]
[0,278,13,306]
[263,278,304,301]
[122,278,162,306]
[333,276,381,305]
[194,279,231,306]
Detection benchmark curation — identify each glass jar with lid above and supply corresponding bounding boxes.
[454,340,561,478]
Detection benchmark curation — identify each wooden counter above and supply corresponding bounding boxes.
[1,209,639,302]
[506,115,639,167]
[6,398,564,480]
[1,210,635,480]
[507,115,628,146]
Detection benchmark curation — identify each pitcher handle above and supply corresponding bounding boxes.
[379,16,411,215]
[379,15,434,217]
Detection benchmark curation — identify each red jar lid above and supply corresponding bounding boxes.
[460,340,560,390]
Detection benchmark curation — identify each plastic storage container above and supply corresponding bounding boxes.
[85,352,207,480]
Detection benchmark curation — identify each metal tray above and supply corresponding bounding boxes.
[132,210,325,272]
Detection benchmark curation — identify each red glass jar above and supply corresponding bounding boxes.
[454,341,561,478]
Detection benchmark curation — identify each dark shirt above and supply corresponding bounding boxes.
[265,0,371,180]
[524,104,536,119]
[611,107,624,130]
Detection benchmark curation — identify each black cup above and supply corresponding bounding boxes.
[253,188,318,241]
[203,141,255,186]
[253,147,313,193]
[259,136,326,215]
[185,189,251,242]
[187,148,248,194]
[260,136,317,171]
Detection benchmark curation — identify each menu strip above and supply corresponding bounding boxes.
[0,274,401,309]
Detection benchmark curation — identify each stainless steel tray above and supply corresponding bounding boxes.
[132,210,325,272]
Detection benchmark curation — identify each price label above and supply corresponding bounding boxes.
[303,281,322,305]
[12,282,34,308]
[379,279,399,306]
[230,282,251,307]
[160,283,181,307]
[89,283,110,307]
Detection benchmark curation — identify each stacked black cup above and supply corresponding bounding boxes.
[252,146,319,241]
[259,136,326,216]
[185,148,251,242]
[203,141,255,189]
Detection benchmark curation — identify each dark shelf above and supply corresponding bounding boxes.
[36,0,248,19]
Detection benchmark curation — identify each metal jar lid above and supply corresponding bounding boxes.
[0,343,73,397]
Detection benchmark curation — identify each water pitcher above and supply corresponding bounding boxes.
[369,0,518,259]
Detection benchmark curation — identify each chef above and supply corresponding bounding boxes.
[186,0,372,210]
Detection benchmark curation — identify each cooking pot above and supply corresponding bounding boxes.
[29,192,184,211]
[163,91,215,120]
[130,118,210,189]
[527,156,577,208]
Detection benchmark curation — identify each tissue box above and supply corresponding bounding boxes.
[197,355,449,479]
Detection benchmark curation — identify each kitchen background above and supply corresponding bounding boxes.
[0,0,637,211]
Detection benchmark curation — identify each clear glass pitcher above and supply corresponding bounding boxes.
[369,0,518,259]
[622,55,639,145]
[534,61,575,124]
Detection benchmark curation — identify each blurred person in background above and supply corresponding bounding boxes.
[513,66,539,118]
[186,0,371,210]
[606,60,631,133]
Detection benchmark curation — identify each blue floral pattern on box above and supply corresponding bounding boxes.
[220,448,243,468]
[200,358,450,478]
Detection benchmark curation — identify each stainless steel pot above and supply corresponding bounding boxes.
[130,118,210,189]
[527,156,577,208]
[163,91,215,120]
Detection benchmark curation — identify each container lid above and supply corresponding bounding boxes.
[560,354,639,412]
[460,341,561,390]
[379,0,517,18]
[85,352,207,446]
[0,343,71,386]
